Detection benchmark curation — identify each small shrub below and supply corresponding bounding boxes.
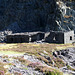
[37,56,49,64]
[28,62,41,68]
[23,68,28,70]
[45,70,63,75]
[2,55,8,58]
[18,58,26,62]
[14,72,22,75]
[17,57,31,66]
[67,65,75,71]
[53,58,65,68]
[0,62,7,74]
[35,66,54,72]
[0,70,4,75]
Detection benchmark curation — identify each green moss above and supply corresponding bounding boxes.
[23,68,28,70]
[8,63,12,66]
[67,65,75,71]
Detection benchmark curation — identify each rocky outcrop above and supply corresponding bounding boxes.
[0,54,44,75]
[53,48,75,75]
[56,1,75,31]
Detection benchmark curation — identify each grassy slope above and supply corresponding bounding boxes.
[0,43,74,75]
[0,43,74,54]
[0,43,74,67]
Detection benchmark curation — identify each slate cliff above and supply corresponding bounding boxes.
[56,1,75,31]
[0,0,75,32]
[0,0,58,32]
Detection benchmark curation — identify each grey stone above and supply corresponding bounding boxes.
[53,51,58,57]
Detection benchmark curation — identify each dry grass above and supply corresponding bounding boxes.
[37,55,49,63]
[14,57,31,66]
[14,72,22,75]
[0,62,7,74]
[35,65,63,75]
[0,43,74,54]
[35,66,54,72]
[0,44,17,49]
[0,43,73,67]
[0,43,74,73]
[53,57,65,68]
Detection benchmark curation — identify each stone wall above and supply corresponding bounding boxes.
[64,30,74,44]
[45,31,64,43]
[6,35,29,43]
[45,31,74,44]
[5,32,45,43]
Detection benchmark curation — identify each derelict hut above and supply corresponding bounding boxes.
[5,32,45,43]
[45,30,74,44]
[28,32,45,42]
[6,33,29,43]
[45,31,64,43]
[38,32,45,40]
[29,32,39,42]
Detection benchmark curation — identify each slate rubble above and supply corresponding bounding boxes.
[0,54,44,75]
[53,48,75,75]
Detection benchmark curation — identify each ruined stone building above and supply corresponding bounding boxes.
[5,32,44,43]
[5,31,74,44]
[45,30,74,44]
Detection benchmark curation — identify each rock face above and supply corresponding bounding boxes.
[53,48,75,75]
[56,1,75,31]
[0,54,44,75]
[0,0,75,32]
[0,0,58,32]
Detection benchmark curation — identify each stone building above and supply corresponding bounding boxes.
[5,32,44,43]
[6,33,29,43]
[5,31,74,44]
[45,30,74,44]
[29,32,44,42]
